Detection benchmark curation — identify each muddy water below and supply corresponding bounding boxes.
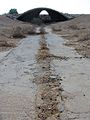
[0,27,90,120]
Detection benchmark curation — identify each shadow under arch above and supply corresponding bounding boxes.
[17,7,69,25]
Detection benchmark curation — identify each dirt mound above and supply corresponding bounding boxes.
[52,15,90,30]
[52,15,90,58]
[0,15,36,52]
[0,15,14,25]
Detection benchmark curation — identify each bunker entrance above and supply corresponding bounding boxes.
[39,10,51,24]
[17,8,69,25]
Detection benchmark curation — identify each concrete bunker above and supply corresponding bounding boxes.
[17,7,69,25]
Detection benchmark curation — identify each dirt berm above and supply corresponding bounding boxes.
[0,15,36,52]
[51,14,90,58]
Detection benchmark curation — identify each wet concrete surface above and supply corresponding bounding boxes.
[0,27,90,120]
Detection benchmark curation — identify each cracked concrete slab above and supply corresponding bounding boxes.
[0,27,90,120]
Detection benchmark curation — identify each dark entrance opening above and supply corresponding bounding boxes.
[39,10,51,24]
[17,7,69,25]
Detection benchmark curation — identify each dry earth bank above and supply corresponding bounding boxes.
[51,15,90,58]
[0,15,36,52]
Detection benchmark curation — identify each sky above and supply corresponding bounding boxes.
[0,0,90,15]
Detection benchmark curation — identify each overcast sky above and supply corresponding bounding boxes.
[0,0,90,15]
